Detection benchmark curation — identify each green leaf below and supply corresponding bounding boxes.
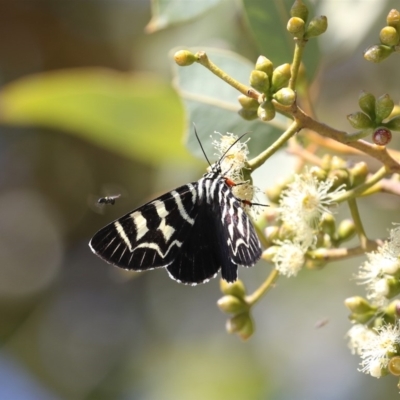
[146,0,222,32]
[0,68,189,165]
[172,47,287,160]
[241,0,321,81]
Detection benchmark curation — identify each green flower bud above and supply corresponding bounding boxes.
[310,166,328,181]
[348,310,376,324]
[287,17,305,36]
[236,315,254,340]
[328,169,350,190]
[385,115,400,131]
[385,276,400,299]
[250,70,270,93]
[271,63,291,91]
[384,300,400,319]
[364,44,393,63]
[330,155,346,170]
[238,94,259,110]
[226,312,249,333]
[273,87,296,106]
[358,91,376,120]
[380,26,400,46]
[375,94,394,122]
[217,295,248,314]
[344,296,376,313]
[320,213,336,237]
[174,50,197,66]
[305,15,328,39]
[305,257,326,270]
[349,162,369,187]
[255,55,273,77]
[389,357,400,377]
[387,9,400,31]
[347,112,373,129]
[220,279,246,298]
[337,219,356,242]
[262,246,279,262]
[290,0,309,23]
[238,108,258,121]
[257,101,275,121]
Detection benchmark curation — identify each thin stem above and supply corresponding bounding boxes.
[195,51,260,99]
[246,268,279,306]
[347,198,369,249]
[248,120,301,171]
[289,40,306,90]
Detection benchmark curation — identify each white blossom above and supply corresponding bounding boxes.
[272,240,306,277]
[279,170,344,229]
[356,322,400,378]
[356,226,400,306]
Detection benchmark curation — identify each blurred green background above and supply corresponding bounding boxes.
[1,1,400,399]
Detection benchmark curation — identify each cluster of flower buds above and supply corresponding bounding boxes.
[347,91,400,145]
[287,0,327,40]
[364,9,400,63]
[217,279,254,340]
[238,57,294,122]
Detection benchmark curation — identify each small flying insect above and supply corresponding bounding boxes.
[97,194,121,206]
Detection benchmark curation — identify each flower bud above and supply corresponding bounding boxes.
[220,279,246,298]
[255,56,273,77]
[287,17,305,36]
[380,26,399,46]
[309,166,328,181]
[345,296,375,313]
[320,213,336,237]
[348,311,376,324]
[257,101,275,121]
[250,70,270,93]
[375,94,394,122]
[174,50,197,66]
[290,0,309,23]
[271,63,291,91]
[349,161,369,186]
[226,312,248,333]
[387,9,400,31]
[328,169,350,190]
[384,300,400,319]
[262,246,279,262]
[337,219,356,242]
[238,108,258,121]
[373,127,392,146]
[385,116,400,131]
[273,87,296,106]
[217,295,248,314]
[358,91,376,119]
[347,112,372,129]
[384,276,400,299]
[236,315,255,340]
[389,357,400,376]
[305,15,328,38]
[264,226,280,243]
[364,44,393,63]
[330,155,346,170]
[238,95,259,110]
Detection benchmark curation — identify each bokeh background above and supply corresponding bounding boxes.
[1,1,400,399]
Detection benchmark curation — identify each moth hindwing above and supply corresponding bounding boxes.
[89,138,262,285]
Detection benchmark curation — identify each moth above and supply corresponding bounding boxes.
[89,132,262,285]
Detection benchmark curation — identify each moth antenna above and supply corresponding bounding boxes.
[193,123,212,168]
